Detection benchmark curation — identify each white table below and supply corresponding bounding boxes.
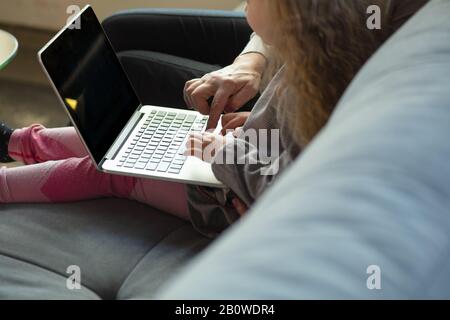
[0,29,18,70]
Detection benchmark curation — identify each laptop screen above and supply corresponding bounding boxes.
[39,6,140,165]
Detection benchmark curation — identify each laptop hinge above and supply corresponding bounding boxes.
[103,107,145,161]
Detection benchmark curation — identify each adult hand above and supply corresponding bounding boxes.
[184,52,266,130]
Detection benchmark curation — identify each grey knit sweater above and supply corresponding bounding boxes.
[186,67,301,238]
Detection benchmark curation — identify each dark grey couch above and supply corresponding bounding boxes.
[0,199,210,299]
[2,1,450,299]
[0,9,251,300]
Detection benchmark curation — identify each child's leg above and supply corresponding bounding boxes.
[0,155,190,219]
[130,179,190,220]
[0,156,136,203]
[8,124,87,164]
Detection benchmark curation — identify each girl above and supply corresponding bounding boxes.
[0,0,427,237]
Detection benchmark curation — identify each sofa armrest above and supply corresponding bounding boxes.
[103,9,252,67]
[158,1,450,299]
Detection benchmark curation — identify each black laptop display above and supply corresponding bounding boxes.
[39,6,140,164]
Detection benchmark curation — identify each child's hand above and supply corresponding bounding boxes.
[184,132,233,163]
[220,112,251,135]
[232,197,249,216]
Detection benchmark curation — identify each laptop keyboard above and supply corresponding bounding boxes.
[117,110,207,174]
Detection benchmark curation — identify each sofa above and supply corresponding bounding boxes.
[1,0,450,299]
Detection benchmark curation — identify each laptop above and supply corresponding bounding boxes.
[38,5,225,188]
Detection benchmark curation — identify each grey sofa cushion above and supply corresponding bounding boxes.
[159,0,450,299]
[0,199,209,299]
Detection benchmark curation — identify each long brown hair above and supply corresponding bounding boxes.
[268,0,392,147]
